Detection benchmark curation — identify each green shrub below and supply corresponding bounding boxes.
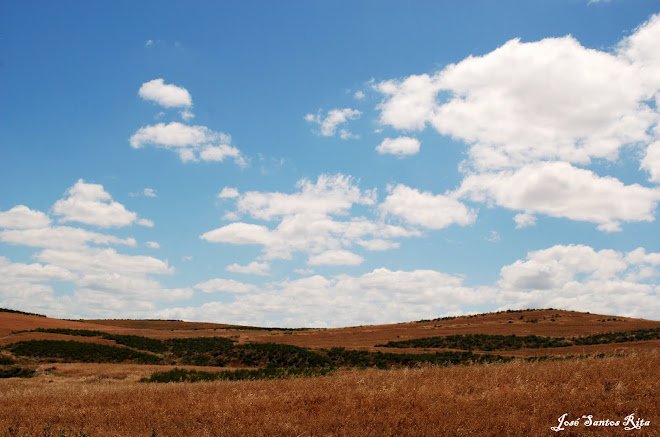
[0,366,35,378]
[8,340,162,364]
[141,366,336,383]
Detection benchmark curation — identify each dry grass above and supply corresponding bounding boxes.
[1,349,658,436]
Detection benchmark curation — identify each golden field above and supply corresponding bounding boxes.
[1,309,659,436]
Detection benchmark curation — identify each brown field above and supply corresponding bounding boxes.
[1,309,659,436]
[0,350,658,436]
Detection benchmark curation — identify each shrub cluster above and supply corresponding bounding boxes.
[142,366,335,383]
[7,340,162,364]
[376,328,660,351]
[0,366,35,378]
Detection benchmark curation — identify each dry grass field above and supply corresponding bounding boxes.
[1,308,659,436]
[1,350,658,436]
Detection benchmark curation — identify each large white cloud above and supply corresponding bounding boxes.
[0,206,51,229]
[138,78,192,108]
[155,267,491,327]
[52,180,150,228]
[381,184,477,230]
[458,161,660,232]
[375,15,660,172]
[496,244,660,319]
[202,174,418,262]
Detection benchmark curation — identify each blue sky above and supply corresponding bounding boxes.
[1,0,660,326]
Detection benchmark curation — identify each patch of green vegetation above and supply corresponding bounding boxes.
[325,347,509,368]
[31,328,169,353]
[7,340,162,364]
[376,328,660,351]
[0,308,46,317]
[0,366,35,378]
[234,343,331,367]
[141,366,336,383]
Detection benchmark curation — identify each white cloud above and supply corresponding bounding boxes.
[180,109,195,120]
[155,267,490,327]
[308,249,364,266]
[202,174,416,262]
[226,261,271,276]
[146,241,160,249]
[641,139,660,183]
[218,187,239,199]
[376,137,421,156]
[0,226,136,250]
[354,90,365,100]
[376,23,660,171]
[143,188,157,198]
[380,184,477,230]
[36,248,174,276]
[138,78,192,108]
[514,213,536,229]
[235,174,376,220]
[145,40,154,47]
[0,256,76,284]
[52,180,148,228]
[375,74,442,131]
[496,245,660,319]
[129,122,246,165]
[0,205,51,229]
[458,161,660,232]
[304,108,362,138]
[199,145,247,167]
[194,278,256,294]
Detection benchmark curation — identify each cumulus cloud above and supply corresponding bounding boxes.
[496,244,660,319]
[129,122,246,166]
[146,241,160,249]
[226,261,271,276]
[376,137,421,156]
[380,184,477,230]
[457,162,660,232]
[375,18,660,171]
[52,180,151,228]
[154,267,491,327]
[0,206,51,229]
[201,174,417,263]
[305,108,362,138]
[372,14,660,231]
[138,78,192,108]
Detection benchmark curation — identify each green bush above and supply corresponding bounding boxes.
[0,366,35,378]
[8,340,162,364]
[141,366,336,383]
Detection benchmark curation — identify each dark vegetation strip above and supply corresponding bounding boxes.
[0,308,46,317]
[0,366,35,378]
[3,425,91,437]
[4,336,511,369]
[141,367,336,383]
[376,328,660,351]
[7,340,162,364]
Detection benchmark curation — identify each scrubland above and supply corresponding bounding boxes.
[1,349,658,436]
